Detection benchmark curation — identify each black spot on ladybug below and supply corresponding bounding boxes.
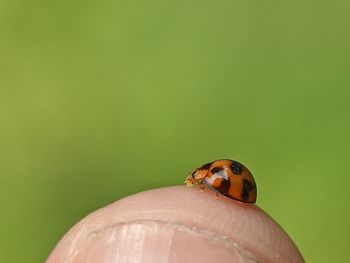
[210,167,224,174]
[200,162,213,170]
[231,162,243,175]
[241,179,255,201]
[214,178,230,194]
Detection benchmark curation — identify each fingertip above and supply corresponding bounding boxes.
[61,220,259,263]
[47,186,304,263]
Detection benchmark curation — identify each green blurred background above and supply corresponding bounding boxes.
[1,0,349,262]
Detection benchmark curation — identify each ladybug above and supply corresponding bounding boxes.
[185,159,257,203]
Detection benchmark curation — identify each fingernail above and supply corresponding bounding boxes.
[72,220,258,263]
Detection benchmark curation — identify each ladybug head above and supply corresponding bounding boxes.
[185,168,207,187]
[185,172,197,186]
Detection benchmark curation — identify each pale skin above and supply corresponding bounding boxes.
[46,186,305,263]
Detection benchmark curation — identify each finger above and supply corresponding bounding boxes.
[46,186,304,263]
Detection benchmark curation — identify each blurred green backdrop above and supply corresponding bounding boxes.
[1,0,349,262]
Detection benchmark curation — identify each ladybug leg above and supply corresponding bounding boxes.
[215,192,219,199]
[199,184,205,192]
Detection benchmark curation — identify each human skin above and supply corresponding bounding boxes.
[46,186,304,263]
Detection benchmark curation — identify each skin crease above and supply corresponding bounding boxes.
[46,186,305,263]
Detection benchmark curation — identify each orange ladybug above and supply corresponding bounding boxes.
[185,159,257,203]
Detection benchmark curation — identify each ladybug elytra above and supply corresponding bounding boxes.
[185,159,257,203]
